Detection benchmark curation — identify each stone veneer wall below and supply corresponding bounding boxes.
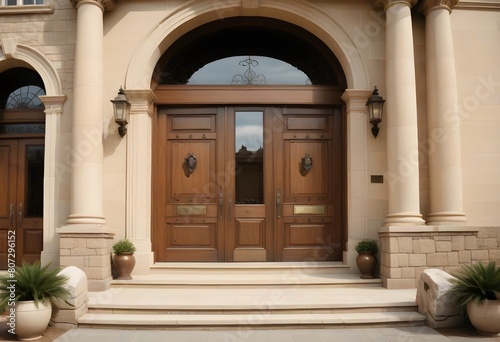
[59,232,114,291]
[379,227,500,289]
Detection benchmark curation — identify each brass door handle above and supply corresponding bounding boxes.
[276,190,281,219]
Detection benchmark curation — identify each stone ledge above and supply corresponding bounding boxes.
[379,226,480,234]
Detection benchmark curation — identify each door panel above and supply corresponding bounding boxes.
[154,106,344,262]
[0,139,44,268]
[277,108,340,261]
[157,107,225,261]
[0,141,17,269]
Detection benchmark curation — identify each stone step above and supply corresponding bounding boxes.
[78,311,425,329]
[111,272,382,288]
[149,261,350,275]
[80,285,422,329]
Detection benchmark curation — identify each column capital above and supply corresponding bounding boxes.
[418,0,459,14]
[374,0,418,11]
[71,0,116,12]
[125,89,157,117]
[39,95,66,114]
[341,89,373,113]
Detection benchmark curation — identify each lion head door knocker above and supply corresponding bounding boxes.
[184,153,197,177]
[300,153,313,176]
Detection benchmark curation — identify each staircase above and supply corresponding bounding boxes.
[78,262,425,329]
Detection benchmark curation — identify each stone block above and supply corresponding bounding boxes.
[413,239,421,253]
[398,254,409,267]
[458,250,471,263]
[465,236,477,250]
[60,238,77,249]
[401,267,416,279]
[409,253,427,266]
[84,266,108,279]
[60,256,85,270]
[447,252,459,266]
[420,239,436,253]
[71,247,96,256]
[87,238,110,249]
[385,278,416,289]
[478,238,498,249]
[471,249,489,261]
[451,236,465,251]
[436,241,452,252]
[416,269,464,328]
[427,253,448,267]
[388,267,402,279]
[388,237,399,253]
[489,249,500,261]
[52,301,88,323]
[89,255,110,268]
[398,237,413,253]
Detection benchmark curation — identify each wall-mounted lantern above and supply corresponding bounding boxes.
[366,86,385,138]
[110,87,130,138]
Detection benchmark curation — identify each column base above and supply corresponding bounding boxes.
[66,214,106,225]
[58,224,115,291]
[378,225,486,289]
[426,212,467,225]
[384,212,426,226]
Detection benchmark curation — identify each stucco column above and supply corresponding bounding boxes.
[342,89,373,272]
[419,0,467,225]
[381,0,425,225]
[65,0,106,227]
[125,89,156,275]
[58,0,114,291]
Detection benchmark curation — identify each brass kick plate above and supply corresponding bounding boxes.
[294,205,326,215]
[176,205,207,216]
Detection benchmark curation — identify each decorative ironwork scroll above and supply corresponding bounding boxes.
[232,56,267,85]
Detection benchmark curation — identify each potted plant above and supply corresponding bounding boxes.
[0,261,69,341]
[449,261,500,335]
[112,238,136,280]
[355,239,379,279]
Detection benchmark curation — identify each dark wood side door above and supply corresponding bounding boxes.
[155,107,226,261]
[0,139,44,268]
[274,107,344,261]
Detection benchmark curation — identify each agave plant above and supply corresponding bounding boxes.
[449,261,500,306]
[0,261,70,311]
[112,238,136,254]
[355,239,379,253]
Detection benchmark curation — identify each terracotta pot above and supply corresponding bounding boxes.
[15,300,52,340]
[467,299,500,335]
[356,252,377,279]
[113,253,136,280]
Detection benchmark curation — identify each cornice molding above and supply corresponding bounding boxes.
[455,0,500,10]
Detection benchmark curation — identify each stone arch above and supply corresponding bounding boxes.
[125,0,370,90]
[0,38,63,96]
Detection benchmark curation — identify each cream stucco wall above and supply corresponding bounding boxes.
[1,0,499,276]
[452,8,500,226]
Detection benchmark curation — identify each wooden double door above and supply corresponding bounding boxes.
[0,139,44,268]
[154,106,344,262]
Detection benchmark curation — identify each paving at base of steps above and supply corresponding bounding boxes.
[0,318,500,342]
